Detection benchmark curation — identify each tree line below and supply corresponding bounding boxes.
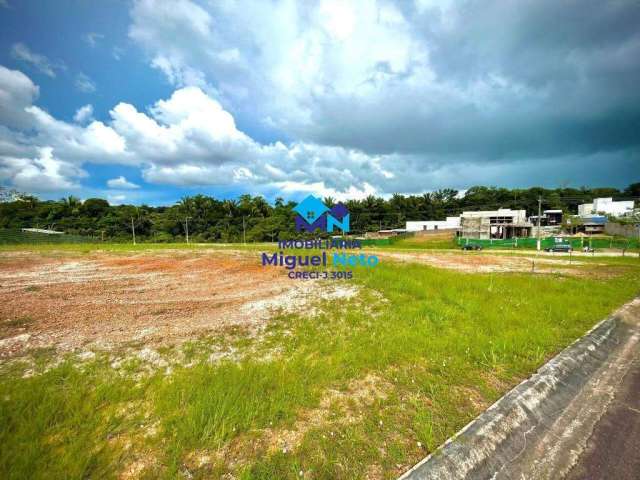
[1,184,638,242]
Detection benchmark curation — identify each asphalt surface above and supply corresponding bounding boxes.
[564,355,640,480]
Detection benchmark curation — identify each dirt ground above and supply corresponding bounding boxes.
[0,249,356,358]
[0,247,606,358]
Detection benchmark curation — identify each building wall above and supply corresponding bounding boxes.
[578,203,594,216]
[460,209,532,239]
[579,198,634,217]
[461,209,528,223]
[460,216,491,239]
[406,216,461,232]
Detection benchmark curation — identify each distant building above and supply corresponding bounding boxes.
[460,208,532,239]
[366,228,406,239]
[406,217,461,232]
[565,215,607,235]
[544,210,563,225]
[582,216,607,235]
[578,198,634,217]
[528,209,563,227]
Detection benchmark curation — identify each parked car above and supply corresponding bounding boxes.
[461,244,483,251]
[545,244,573,253]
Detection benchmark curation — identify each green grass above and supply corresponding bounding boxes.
[1,247,639,479]
[0,241,269,253]
[387,236,458,250]
[0,229,95,245]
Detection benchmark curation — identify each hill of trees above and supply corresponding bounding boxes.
[1,184,638,242]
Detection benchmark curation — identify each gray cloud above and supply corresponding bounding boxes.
[129,0,640,177]
[2,1,640,199]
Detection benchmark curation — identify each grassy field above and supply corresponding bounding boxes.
[0,241,268,252]
[1,244,639,479]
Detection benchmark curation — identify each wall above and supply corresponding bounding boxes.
[580,198,635,217]
[578,203,594,216]
[406,217,460,232]
[605,222,640,238]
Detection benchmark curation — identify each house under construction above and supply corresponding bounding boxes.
[460,208,533,239]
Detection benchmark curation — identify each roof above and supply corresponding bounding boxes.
[582,216,607,225]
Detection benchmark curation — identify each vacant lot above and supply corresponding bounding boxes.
[1,245,639,479]
[0,249,356,355]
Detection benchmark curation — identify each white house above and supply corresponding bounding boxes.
[578,198,634,217]
[406,216,461,232]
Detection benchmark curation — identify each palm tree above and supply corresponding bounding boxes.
[323,196,336,208]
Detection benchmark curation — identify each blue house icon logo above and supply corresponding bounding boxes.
[293,195,350,233]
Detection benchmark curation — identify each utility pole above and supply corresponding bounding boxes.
[185,216,191,244]
[242,216,246,245]
[131,217,136,245]
[536,195,542,251]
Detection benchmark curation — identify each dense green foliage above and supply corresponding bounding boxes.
[1,183,638,242]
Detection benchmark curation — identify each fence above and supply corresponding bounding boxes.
[456,236,640,250]
[0,229,96,245]
[359,232,415,247]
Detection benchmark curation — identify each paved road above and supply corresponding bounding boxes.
[564,355,640,480]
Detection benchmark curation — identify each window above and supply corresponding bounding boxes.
[307,211,315,221]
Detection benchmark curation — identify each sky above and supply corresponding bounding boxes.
[0,0,639,206]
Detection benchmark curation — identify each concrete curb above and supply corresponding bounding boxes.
[399,298,640,480]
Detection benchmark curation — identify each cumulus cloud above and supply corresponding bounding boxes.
[128,0,640,165]
[2,147,85,192]
[11,43,60,78]
[4,104,371,192]
[0,63,637,198]
[0,65,39,128]
[0,67,397,194]
[107,176,139,189]
[73,104,94,124]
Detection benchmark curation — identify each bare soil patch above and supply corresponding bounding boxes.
[408,232,455,242]
[0,249,349,357]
